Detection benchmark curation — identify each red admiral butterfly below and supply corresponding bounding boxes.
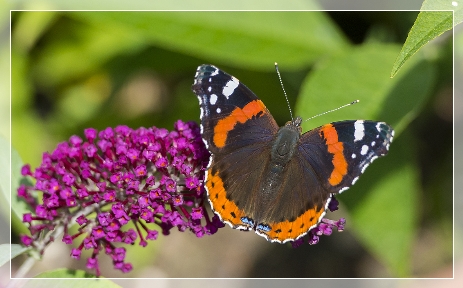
[192,64,394,243]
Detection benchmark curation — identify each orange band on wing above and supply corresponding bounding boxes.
[265,205,325,242]
[320,124,348,186]
[213,100,266,148]
[206,168,247,226]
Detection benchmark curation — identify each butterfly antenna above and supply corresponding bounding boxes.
[275,62,293,120]
[304,100,360,122]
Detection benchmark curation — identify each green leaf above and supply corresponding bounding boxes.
[390,1,459,77]
[69,11,348,70]
[296,42,436,135]
[0,244,30,267]
[23,269,121,287]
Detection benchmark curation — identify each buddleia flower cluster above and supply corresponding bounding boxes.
[18,120,224,276]
[17,120,345,276]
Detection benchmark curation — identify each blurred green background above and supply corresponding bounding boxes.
[7,9,453,279]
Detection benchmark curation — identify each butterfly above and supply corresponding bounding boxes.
[192,64,394,243]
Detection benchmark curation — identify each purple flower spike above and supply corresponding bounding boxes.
[18,121,217,277]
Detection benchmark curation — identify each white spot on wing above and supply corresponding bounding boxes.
[210,68,219,76]
[354,120,365,142]
[352,153,356,159]
[216,107,221,114]
[376,122,383,132]
[361,145,369,155]
[210,94,218,105]
[223,77,239,98]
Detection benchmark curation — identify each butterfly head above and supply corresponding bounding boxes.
[284,116,303,134]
